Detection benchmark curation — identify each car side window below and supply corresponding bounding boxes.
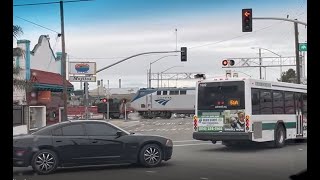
[62,124,85,136]
[85,123,118,136]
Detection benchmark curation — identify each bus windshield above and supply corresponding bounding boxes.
[198,81,245,110]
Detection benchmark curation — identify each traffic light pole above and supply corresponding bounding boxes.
[96,50,181,73]
[252,17,307,83]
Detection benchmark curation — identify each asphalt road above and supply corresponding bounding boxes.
[13,117,307,180]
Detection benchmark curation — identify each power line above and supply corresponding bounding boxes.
[13,0,94,7]
[189,20,285,50]
[14,16,60,34]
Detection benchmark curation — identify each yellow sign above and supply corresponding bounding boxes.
[229,99,240,106]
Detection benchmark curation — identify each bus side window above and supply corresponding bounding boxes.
[284,92,295,114]
[156,91,161,95]
[273,91,284,114]
[163,91,168,95]
[251,89,260,115]
[260,89,272,114]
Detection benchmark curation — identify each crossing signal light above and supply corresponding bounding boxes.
[222,60,235,66]
[242,9,252,32]
[181,47,187,62]
[222,60,228,66]
[101,98,107,103]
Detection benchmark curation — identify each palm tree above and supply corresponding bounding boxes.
[13,25,32,91]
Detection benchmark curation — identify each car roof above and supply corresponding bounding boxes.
[67,120,110,123]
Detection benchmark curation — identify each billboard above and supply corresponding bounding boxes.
[69,62,96,75]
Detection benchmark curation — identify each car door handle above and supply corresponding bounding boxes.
[56,140,62,143]
[92,141,98,143]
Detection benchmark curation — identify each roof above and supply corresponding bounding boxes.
[30,35,57,61]
[31,69,73,87]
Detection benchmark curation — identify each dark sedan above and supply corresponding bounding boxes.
[13,120,173,175]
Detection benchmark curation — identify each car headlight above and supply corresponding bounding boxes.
[165,139,173,147]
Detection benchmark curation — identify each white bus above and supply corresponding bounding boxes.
[192,78,307,148]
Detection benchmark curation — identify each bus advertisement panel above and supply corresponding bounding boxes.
[196,81,246,132]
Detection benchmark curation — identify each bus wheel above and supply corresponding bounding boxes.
[274,125,286,148]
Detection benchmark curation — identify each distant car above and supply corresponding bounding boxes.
[13,120,173,175]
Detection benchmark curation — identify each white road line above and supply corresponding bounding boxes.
[173,140,201,142]
[174,143,212,147]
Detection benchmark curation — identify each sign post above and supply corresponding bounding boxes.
[124,103,127,121]
[69,62,97,119]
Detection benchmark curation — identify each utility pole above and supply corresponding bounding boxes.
[294,20,301,84]
[258,48,262,79]
[60,1,68,121]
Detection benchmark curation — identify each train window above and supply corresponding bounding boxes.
[157,91,161,95]
[180,90,187,95]
[170,91,179,95]
[141,104,145,108]
[163,91,168,95]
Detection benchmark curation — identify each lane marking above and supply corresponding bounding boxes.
[174,143,212,147]
[174,140,202,142]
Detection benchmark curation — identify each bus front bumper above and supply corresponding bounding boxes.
[193,132,252,141]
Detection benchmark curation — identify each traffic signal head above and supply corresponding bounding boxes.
[101,98,107,103]
[242,9,252,32]
[222,60,235,67]
[181,47,187,62]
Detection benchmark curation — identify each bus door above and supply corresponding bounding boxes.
[295,93,303,138]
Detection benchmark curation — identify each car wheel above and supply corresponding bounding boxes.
[31,149,58,175]
[274,125,286,148]
[139,144,163,167]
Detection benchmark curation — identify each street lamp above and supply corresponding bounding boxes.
[159,65,183,87]
[251,47,282,80]
[148,55,178,88]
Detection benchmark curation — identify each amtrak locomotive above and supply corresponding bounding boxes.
[130,87,195,119]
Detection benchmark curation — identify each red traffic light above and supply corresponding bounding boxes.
[101,98,107,103]
[222,60,228,66]
[242,9,252,32]
[244,11,251,17]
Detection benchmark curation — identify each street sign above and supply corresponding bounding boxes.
[69,75,96,82]
[299,43,307,51]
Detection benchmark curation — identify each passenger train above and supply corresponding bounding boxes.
[130,87,196,119]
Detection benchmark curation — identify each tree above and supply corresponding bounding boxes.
[278,68,297,83]
[13,25,32,91]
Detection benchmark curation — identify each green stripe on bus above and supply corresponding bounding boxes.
[262,122,296,130]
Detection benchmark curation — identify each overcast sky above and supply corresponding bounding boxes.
[13,0,307,90]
